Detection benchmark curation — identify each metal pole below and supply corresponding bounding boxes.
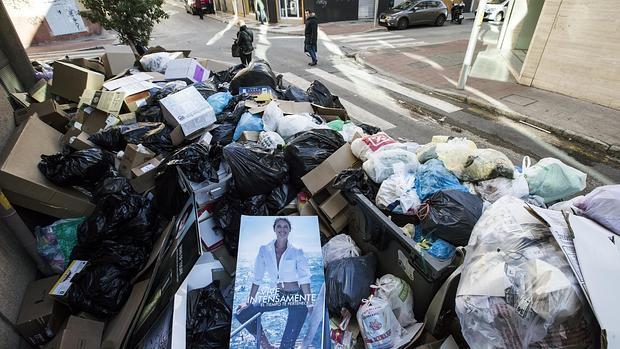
[0,190,53,276]
[373,0,379,28]
[456,0,487,90]
[0,1,36,91]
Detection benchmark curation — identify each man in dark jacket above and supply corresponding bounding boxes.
[195,0,204,19]
[236,21,254,66]
[304,10,318,66]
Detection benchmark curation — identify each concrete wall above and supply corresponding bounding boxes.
[514,0,543,50]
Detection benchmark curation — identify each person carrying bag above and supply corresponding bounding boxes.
[235,21,254,65]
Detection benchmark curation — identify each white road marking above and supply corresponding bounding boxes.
[329,31,396,40]
[206,16,237,46]
[333,63,461,113]
[338,33,404,43]
[281,72,396,130]
[265,36,304,39]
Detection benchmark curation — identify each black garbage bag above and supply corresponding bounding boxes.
[214,194,269,256]
[223,142,289,198]
[187,280,232,349]
[136,105,164,123]
[71,240,150,275]
[65,264,131,318]
[284,85,310,102]
[88,123,165,152]
[93,176,134,199]
[307,80,336,108]
[193,81,219,100]
[326,254,377,314]
[38,148,115,190]
[210,123,236,146]
[418,189,483,246]
[358,123,381,135]
[285,129,345,188]
[212,64,245,85]
[77,183,155,247]
[266,183,297,214]
[217,99,248,124]
[142,125,176,155]
[230,60,278,95]
[332,168,377,201]
[225,93,252,112]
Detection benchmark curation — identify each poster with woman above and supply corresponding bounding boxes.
[230,216,325,349]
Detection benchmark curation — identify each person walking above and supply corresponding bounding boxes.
[304,10,318,66]
[255,0,267,24]
[194,0,204,19]
[236,21,254,66]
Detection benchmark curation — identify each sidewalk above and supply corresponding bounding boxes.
[207,11,385,36]
[356,39,620,158]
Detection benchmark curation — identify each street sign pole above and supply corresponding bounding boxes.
[373,0,379,27]
[457,0,487,90]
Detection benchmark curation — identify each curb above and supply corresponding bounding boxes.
[354,53,619,159]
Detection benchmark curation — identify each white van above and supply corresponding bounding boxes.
[483,0,510,22]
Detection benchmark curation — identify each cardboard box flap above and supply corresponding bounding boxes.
[301,143,359,195]
[16,276,60,324]
[278,100,314,115]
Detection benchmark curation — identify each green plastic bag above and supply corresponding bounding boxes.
[35,217,84,273]
[327,119,345,131]
[523,157,587,204]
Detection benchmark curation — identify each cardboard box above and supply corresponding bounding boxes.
[102,45,136,77]
[119,144,156,178]
[16,276,69,346]
[238,131,260,142]
[119,112,137,125]
[301,143,359,195]
[164,58,209,83]
[29,78,51,103]
[49,261,89,298]
[319,191,348,220]
[13,108,30,126]
[198,216,224,252]
[61,128,98,151]
[124,90,151,112]
[76,106,118,134]
[44,316,104,349]
[10,92,32,108]
[130,157,162,193]
[0,117,95,218]
[277,100,314,115]
[160,86,216,144]
[66,57,107,76]
[79,89,126,116]
[312,103,349,122]
[51,62,105,102]
[24,100,70,132]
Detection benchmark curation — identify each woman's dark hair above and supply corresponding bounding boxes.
[273,217,292,230]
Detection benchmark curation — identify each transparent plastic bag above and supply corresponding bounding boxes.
[363,149,419,184]
[474,174,529,203]
[262,101,284,132]
[435,138,478,178]
[523,157,587,203]
[456,196,593,349]
[322,234,361,266]
[140,52,180,73]
[258,131,285,150]
[340,122,364,142]
[375,169,420,215]
[575,185,620,235]
[276,114,329,140]
[232,112,263,141]
[206,91,233,115]
[35,218,84,273]
[461,148,515,182]
[371,274,416,327]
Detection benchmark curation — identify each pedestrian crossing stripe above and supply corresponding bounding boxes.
[281,72,396,130]
[338,33,405,43]
[329,31,399,40]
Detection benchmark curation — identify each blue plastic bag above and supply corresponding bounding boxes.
[415,159,469,201]
[233,112,264,141]
[427,239,456,260]
[207,91,233,115]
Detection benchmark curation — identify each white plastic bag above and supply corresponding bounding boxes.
[140,52,180,73]
[375,170,420,214]
[575,185,620,235]
[357,297,404,349]
[322,234,361,265]
[548,196,584,213]
[363,149,419,183]
[351,132,398,161]
[460,148,515,182]
[523,157,587,203]
[435,138,478,178]
[262,101,284,132]
[276,114,329,140]
[258,131,285,150]
[372,274,416,327]
[340,122,364,142]
[474,175,529,203]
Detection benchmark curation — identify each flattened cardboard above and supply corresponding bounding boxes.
[0,117,95,218]
[312,104,349,122]
[102,45,136,77]
[164,58,209,83]
[44,316,104,349]
[51,62,105,102]
[29,78,51,103]
[278,100,314,115]
[79,89,126,116]
[102,72,152,91]
[119,112,137,125]
[301,143,359,195]
[239,131,260,142]
[16,276,69,346]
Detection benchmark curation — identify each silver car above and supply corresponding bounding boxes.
[379,0,448,30]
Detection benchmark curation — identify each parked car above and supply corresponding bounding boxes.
[379,0,448,30]
[481,0,509,22]
[185,0,214,15]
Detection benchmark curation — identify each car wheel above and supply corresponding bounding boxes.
[495,11,504,22]
[434,14,446,26]
[397,18,408,30]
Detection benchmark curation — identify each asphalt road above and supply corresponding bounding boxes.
[153,1,620,189]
